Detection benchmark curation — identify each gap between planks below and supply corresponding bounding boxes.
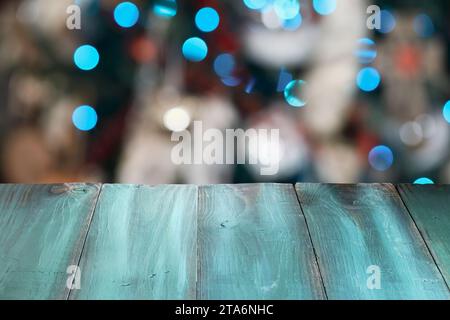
[394,184,450,292]
[292,185,329,299]
[66,184,104,300]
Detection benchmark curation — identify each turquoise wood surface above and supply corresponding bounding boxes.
[70,184,198,299]
[397,184,450,287]
[198,184,325,299]
[1,183,449,300]
[295,183,450,300]
[0,184,100,300]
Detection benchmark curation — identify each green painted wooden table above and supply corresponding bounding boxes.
[0,183,449,300]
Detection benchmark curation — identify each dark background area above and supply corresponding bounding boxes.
[0,0,449,184]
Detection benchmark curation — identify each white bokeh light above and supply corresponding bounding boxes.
[163,107,191,132]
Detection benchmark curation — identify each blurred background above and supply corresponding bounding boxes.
[0,0,449,184]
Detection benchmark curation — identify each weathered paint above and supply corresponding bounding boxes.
[70,184,197,299]
[0,184,100,299]
[397,184,450,288]
[1,183,449,300]
[295,183,449,300]
[198,184,325,299]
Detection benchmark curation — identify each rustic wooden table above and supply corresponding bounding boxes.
[0,183,449,300]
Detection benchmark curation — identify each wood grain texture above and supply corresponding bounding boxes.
[70,184,197,300]
[0,184,100,300]
[295,183,450,300]
[397,184,450,287]
[198,184,325,300]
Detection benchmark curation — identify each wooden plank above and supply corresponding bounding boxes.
[397,184,450,287]
[0,183,100,300]
[198,184,325,300]
[70,184,197,299]
[295,183,450,300]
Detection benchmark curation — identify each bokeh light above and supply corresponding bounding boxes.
[357,67,381,92]
[414,177,434,184]
[163,107,191,132]
[282,13,302,31]
[153,0,177,19]
[355,38,377,64]
[214,53,236,78]
[182,37,208,62]
[277,69,293,92]
[245,78,256,93]
[73,45,99,71]
[72,105,98,131]
[284,80,307,107]
[399,121,423,146]
[114,2,139,28]
[312,0,337,16]
[443,101,450,123]
[261,6,283,30]
[416,114,437,139]
[273,0,300,20]
[368,145,394,171]
[413,14,434,38]
[221,76,241,87]
[379,10,396,34]
[195,7,220,32]
[243,0,270,10]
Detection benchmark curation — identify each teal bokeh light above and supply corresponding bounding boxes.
[443,101,450,123]
[182,37,208,62]
[414,177,434,185]
[195,7,220,32]
[274,0,301,20]
[114,2,139,28]
[313,0,336,16]
[72,105,98,131]
[284,80,307,108]
[243,0,270,10]
[357,67,381,92]
[74,45,99,71]
[153,0,177,19]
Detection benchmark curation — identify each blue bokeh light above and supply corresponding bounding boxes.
[195,7,220,32]
[368,145,394,171]
[214,54,235,78]
[72,105,98,131]
[312,0,336,16]
[413,14,435,38]
[277,68,293,92]
[357,67,381,92]
[153,0,177,19]
[243,0,270,10]
[114,2,139,28]
[414,177,434,185]
[73,45,99,71]
[221,76,241,87]
[282,13,302,31]
[182,37,208,62]
[379,10,396,34]
[355,38,377,64]
[273,0,300,20]
[443,101,450,123]
[245,78,256,93]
